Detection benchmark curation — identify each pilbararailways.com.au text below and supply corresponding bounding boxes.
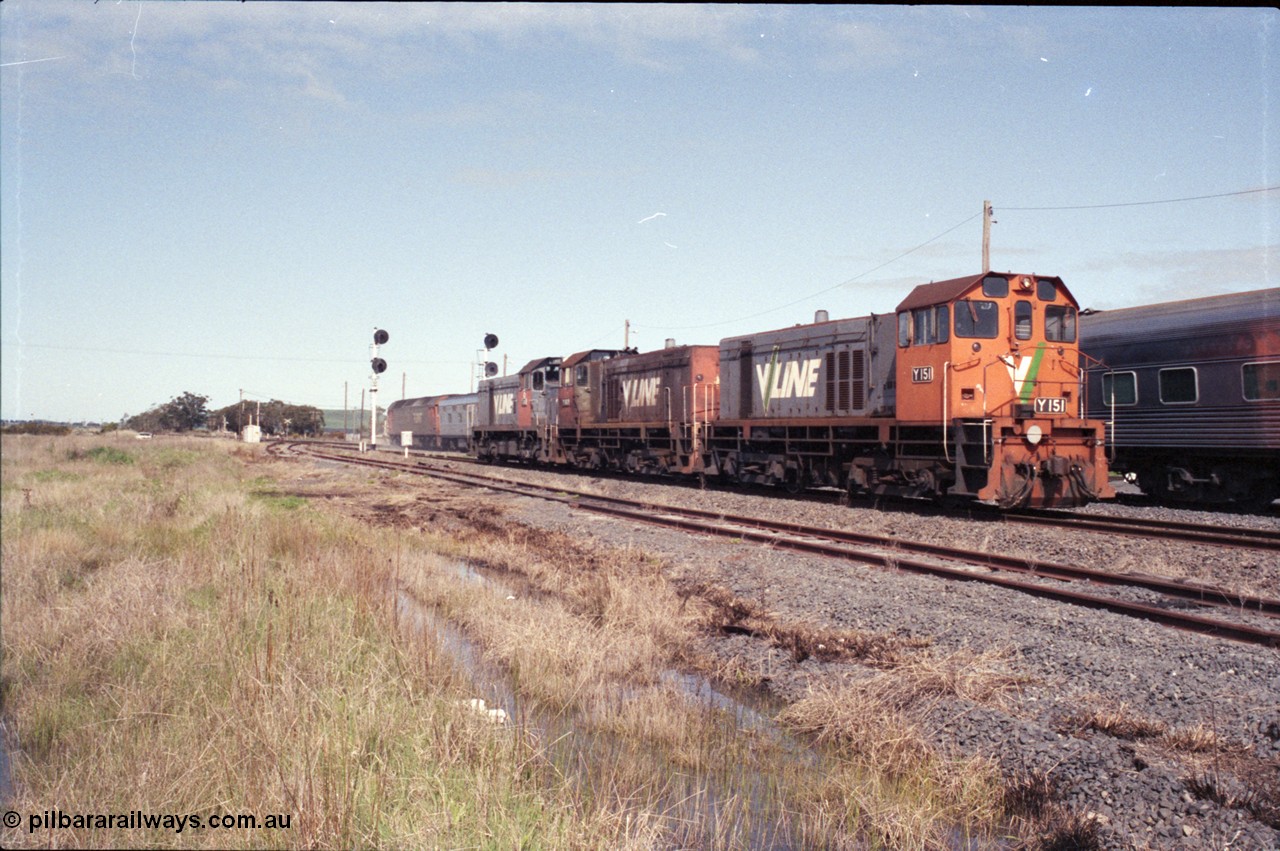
[8,809,292,834]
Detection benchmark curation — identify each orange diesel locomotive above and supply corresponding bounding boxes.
[467,271,1112,508]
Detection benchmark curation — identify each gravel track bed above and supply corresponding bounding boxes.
[448,463,1279,851]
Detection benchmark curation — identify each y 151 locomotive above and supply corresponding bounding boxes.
[453,271,1114,509]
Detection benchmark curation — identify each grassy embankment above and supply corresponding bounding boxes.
[2,435,1056,848]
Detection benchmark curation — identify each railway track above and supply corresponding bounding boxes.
[273,441,1280,647]
[302,440,1280,552]
[1002,507,1280,552]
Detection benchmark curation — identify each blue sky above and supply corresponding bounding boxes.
[2,3,1276,423]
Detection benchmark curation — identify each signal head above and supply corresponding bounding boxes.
[483,333,499,351]
[485,362,498,377]
[371,357,387,374]
[373,329,390,345]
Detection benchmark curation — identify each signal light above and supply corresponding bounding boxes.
[485,362,498,377]
[373,329,389,345]
[484,333,499,351]
[371,357,387,374]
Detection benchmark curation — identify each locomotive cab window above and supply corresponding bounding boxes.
[912,307,941,345]
[532,372,544,391]
[981,275,1009,298]
[1159,367,1198,404]
[898,312,912,347]
[1036,279,1057,301]
[1102,371,1137,406]
[576,365,590,385]
[1045,305,1076,342]
[954,299,999,338]
[1243,361,1280,401]
[1014,301,1033,340]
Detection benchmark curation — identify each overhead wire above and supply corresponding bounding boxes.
[645,184,1279,335]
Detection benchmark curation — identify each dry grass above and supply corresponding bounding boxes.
[688,580,929,667]
[2,435,1061,849]
[0,435,660,849]
[779,684,1010,849]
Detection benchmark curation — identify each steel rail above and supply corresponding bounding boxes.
[1003,510,1280,552]
[572,501,1280,648]
[281,443,1280,645]
[295,441,1280,552]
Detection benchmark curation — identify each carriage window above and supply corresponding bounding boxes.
[954,300,999,338]
[1045,305,1076,342]
[898,312,911,347]
[1243,361,1280,401]
[935,305,949,343]
[1037,279,1057,301]
[912,307,936,345]
[981,275,1009,298]
[1014,301,1033,340]
[1159,367,1197,404]
[1102,372,1137,406]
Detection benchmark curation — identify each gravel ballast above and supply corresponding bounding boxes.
[469,466,1280,850]
[324,451,1279,850]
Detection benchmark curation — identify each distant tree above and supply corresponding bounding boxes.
[210,400,324,437]
[2,422,71,436]
[159,391,210,432]
[123,391,209,433]
[124,409,163,433]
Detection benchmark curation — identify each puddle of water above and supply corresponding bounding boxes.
[392,574,809,849]
[0,720,12,805]
[396,560,997,849]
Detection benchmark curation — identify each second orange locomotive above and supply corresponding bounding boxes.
[459,271,1113,508]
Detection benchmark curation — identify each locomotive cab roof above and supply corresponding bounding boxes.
[561,349,623,369]
[517,356,562,375]
[895,272,1076,312]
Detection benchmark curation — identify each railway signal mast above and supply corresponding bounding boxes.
[474,333,499,391]
[370,328,389,449]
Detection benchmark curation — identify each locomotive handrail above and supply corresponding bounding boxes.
[1078,351,1116,463]
[942,361,952,463]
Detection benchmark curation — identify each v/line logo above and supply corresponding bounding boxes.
[621,376,661,410]
[756,348,821,408]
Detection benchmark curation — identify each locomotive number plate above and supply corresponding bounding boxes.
[1033,397,1068,414]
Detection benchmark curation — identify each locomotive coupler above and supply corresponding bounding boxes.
[1040,456,1072,478]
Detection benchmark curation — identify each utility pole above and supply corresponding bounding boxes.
[625,319,630,350]
[982,200,995,274]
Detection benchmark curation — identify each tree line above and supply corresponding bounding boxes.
[122,392,327,437]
